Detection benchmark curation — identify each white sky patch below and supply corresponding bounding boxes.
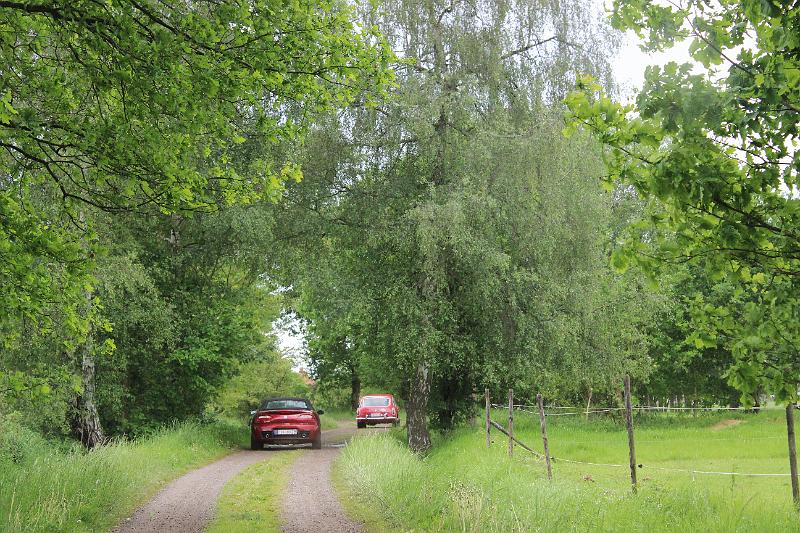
[613,30,695,101]
[272,311,309,370]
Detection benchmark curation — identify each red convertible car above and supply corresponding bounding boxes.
[250,397,323,450]
[356,394,400,428]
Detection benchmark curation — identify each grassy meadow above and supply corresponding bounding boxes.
[0,419,246,533]
[336,408,798,532]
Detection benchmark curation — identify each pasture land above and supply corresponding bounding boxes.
[337,409,798,532]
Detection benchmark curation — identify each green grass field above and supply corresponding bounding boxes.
[336,409,798,532]
[320,408,355,430]
[0,419,245,533]
[207,449,303,533]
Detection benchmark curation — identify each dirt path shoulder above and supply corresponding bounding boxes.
[114,450,270,533]
[281,424,363,533]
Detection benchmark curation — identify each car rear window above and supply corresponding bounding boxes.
[262,399,311,410]
[362,397,390,407]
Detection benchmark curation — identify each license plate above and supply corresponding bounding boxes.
[273,429,298,435]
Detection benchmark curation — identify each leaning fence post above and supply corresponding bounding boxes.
[508,388,514,457]
[585,387,592,420]
[537,393,553,480]
[786,403,799,507]
[624,375,637,493]
[485,388,491,448]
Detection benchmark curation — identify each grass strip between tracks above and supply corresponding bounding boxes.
[207,448,304,533]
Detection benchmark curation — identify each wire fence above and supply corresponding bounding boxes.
[492,403,757,414]
[484,377,800,500]
[496,417,793,476]
[510,447,794,477]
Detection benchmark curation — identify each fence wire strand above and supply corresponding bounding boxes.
[640,465,791,477]
[486,405,791,478]
[491,403,755,413]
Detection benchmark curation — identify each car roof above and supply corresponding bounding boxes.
[262,396,312,402]
[260,397,315,408]
[362,394,393,398]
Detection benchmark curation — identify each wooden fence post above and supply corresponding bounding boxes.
[585,387,592,420]
[624,375,637,493]
[508,388,514,457]
[537,393,553,480]
[786,403,799,507]
[485,388,491,448]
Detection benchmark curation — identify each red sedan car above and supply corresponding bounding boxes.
[250,397,323,450]
[356,394,400,428]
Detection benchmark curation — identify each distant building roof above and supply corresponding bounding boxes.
[298,369,316,386]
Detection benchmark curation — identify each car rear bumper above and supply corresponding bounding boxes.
[262,429,312,441]
[262,437,314,446]
[357,416,398,425]
[252,425,320,445]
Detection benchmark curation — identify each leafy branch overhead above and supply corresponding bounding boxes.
[0,0,394,337]
[565,0,800,403]
[0,0,394,213]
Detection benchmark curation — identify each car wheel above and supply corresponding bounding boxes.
[357,421,366,429]
[393,420,399,427]
[312,434,322,449]
[250,434,262,450]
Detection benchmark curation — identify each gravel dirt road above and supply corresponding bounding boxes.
[280,425,363,533]
[114,450,271,533]
[113,423,373,533]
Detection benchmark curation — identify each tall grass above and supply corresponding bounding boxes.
[336,410,798,532]
[320,408,356,430]
[0,419,246,533]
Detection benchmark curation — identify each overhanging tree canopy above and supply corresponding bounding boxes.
[279,0,634,453]
[565,0,800,403]
[0,0,393,337]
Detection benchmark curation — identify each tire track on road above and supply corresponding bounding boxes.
[114,450,271,533]
[281,425,364,533]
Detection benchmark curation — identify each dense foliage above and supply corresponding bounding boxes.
[0,0,392,443]
[1,0,392,338]
[1,0,783,463]
[275,0,675,451]
[566,0,800,405]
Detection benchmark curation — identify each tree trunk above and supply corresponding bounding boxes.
[73,211,104,449]
[75,294,104,449]
[350,370,361,411]
[406,361,432,453]
[77,338,104,449]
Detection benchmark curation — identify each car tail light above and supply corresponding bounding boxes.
[296,414,313,420]
[256,415,272,423]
